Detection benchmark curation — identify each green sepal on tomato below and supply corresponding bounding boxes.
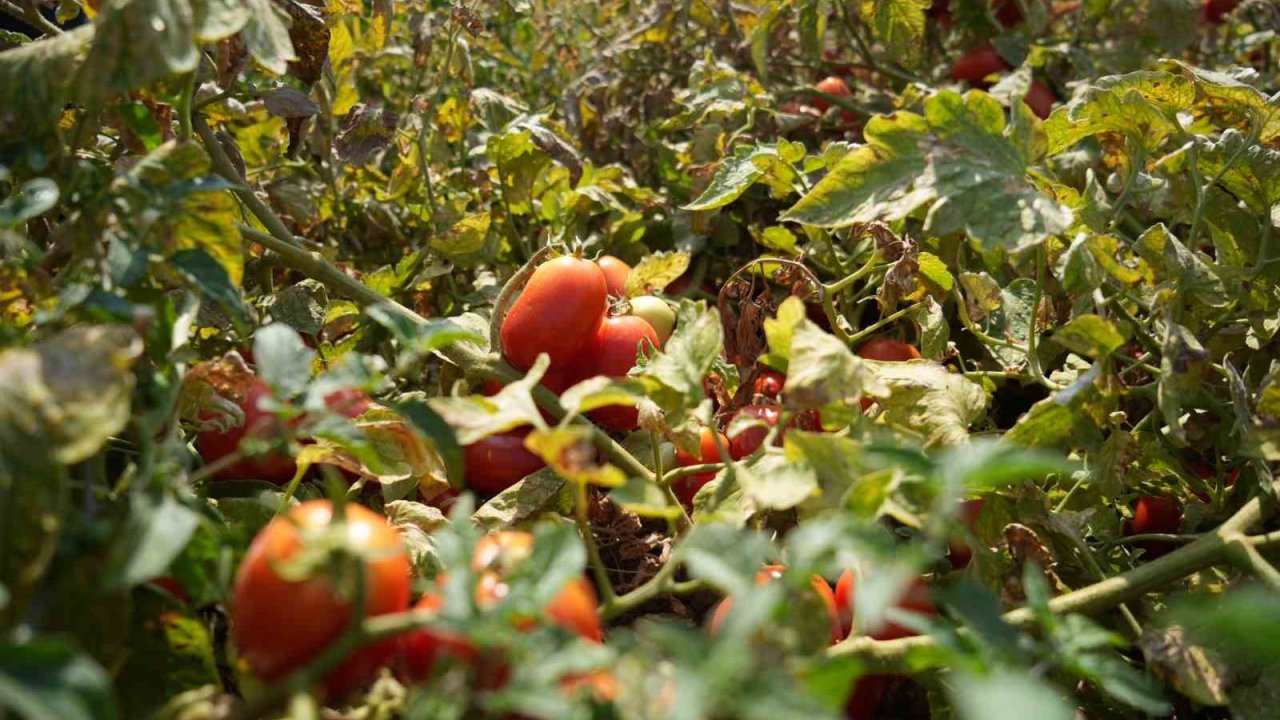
[230,500,411,700]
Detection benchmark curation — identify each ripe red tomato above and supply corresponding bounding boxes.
[596,255,631,298]
[845,675,890,720]
[728,403,781,460]
[582,315,660,432]
[1125,496,1182,559]
[232,500,411,699]
[947,498,986,568]
[856,337,921,362]
[950,44,1011,86]
[463,428,546,496]
[1024,79,1057,119]
[992,0,1023,26]
[751,368,786,399]
[812,75,852,112]
[834,571,936,641]
[500,256,608,371]
[398,532,603,685]
[195,378,298,483]
[147,576,190,605]
[709,565,843,645]
[323,388,371,418]
[672,428,727,509]
[1203,0,1238,23]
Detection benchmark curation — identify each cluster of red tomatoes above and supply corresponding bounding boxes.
[462,255,676,498]
[194,377,371,484]
[230,500,607,703]
[669,336,924,510]
[710,564,938,719]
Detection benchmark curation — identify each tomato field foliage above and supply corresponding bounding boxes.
[4,0,1280,718]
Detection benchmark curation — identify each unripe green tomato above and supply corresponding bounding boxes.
[630,295,675,346]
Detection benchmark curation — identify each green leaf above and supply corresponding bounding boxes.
[950,670,1074,720]
[252,323,314,398]
[859,0,929,67]
[0,326,140,465]
[0,26,92,146]
[784,321,882,426]
[526,426,625,488]
[783,90,1072,250]
[105,494,200,588]
[934,439,1076,495]
[170,248,249,329]
[1043,71,1194,155]
[0,178,58,229]
[624,251,690,298]
[684,144,797,211]
[474,470,569,529]
[1158,322,1208,446]
[77,0,197,104]
[870,361,989,446]
[1052,315,1125,358]
[0,640,116,720]
[430,212,491,258]
[241,0,297,75]
[736,452,819,512]
[259,279,328,336]
[116,588,221,718]
[190,0,250,40]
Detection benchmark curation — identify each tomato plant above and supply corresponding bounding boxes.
[4,1,1280,718]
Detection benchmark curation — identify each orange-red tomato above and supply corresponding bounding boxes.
[856,337,921,362]
[195,378,298,483]
[583,315,660,432]
[1024,79,1057,119]
[672,428,727,509]
[1125,496,1182,559]
[751,368,786,399]
[597,255,631,298]
[1203,0,1238,22]
[463,429,546,496]
[845,675,890,720]
[947,498,986,568]
[147,576,191,605]
[232,501,411,698]
[500,256,608,371]
[728,403,781,460]
[813,75,852,113]
[398,532,603,686]
[834,571,936,641]
[708,565,843,645]
[950,44,1011,86]
[992,0,1023,26]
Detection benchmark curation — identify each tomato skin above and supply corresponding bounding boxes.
[834,571,936,641]
[947,498,986,569]
[856,337,921,362]
[500,256,608,372]
[463,429,546,496]
[597,255,632,297]
[398,532,602,686]
[324,388,371,418]
[1126,496,1182,559]
[950,44,1011,85]
[1024,79,1057,119]
[992,0,1023,26]
[232,500,411,699]
[672,428,727,509]
[629,295,675,346]
[845,675,889,720]
[147,576,190,605]
[728,403,781,460]
[195,378,297,483]
[1203,0,1238,22]
[709,565,844,645]
[583,315,660,432]
[813,75,852,112]
[752,368,786,399]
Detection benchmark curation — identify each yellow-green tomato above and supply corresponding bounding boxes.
[630,295,675,346]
